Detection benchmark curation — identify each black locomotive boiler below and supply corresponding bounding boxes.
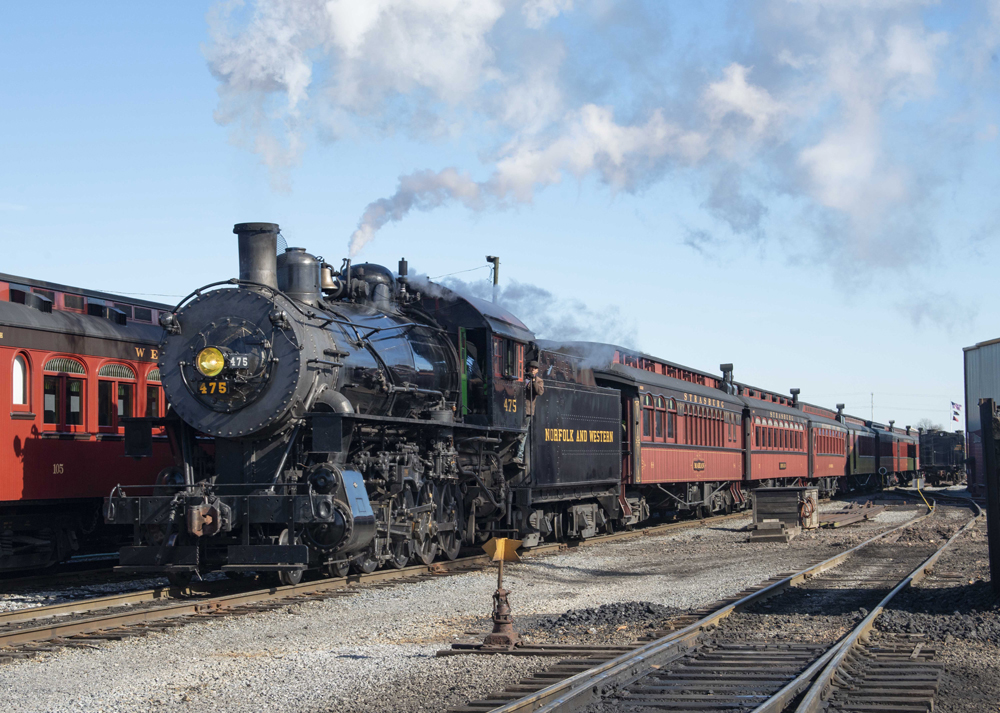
[106,223,622,585]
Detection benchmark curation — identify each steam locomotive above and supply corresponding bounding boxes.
[106,223,621,586]
[105,222,917,585]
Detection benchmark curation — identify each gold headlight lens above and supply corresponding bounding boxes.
[196,347,226,377]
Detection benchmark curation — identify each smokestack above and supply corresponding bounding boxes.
[889,419,895,432]
[235,222,279,290]
[398,257,408,278]
[719,363,734,394]
[836,403,844,422]
[790,387,801,408]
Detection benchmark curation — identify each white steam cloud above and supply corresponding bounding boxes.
[408,272,639,348]
[207,0,1000,303]
[348,104,709,255]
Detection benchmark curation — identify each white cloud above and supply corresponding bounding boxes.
[206,0,507,182]
[522,0,574,29]
[209,0,974,286]
[494,104,707,198]
[704,63,785,136]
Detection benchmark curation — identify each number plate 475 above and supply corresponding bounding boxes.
[199,381,228,395]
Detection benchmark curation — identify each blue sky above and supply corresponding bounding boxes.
[2,1,998,428]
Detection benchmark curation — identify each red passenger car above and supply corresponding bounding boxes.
[1,273,173,570]
[746,402,809,483]
[594,352,750,515]
[808,418,849,484]
[561,343,914,519]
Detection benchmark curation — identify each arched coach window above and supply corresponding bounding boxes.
[98,363,136,430]
[641,393,653,441]
[146,367,162,418]
[653,396,666,442]
[12,354,28,407]
[666,397,676,440]
[43,357,86,428]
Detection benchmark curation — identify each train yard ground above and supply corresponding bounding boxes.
[0,492,995,713]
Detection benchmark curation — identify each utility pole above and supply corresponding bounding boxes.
[486,255,500,304]
[871,393,874,421]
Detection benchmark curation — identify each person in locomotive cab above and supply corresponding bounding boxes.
[514,360,545,465]
[466,342,486,412]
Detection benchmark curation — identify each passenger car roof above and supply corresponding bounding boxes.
[596,362,744,408]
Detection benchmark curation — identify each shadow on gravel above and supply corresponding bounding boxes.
[703,525,750,533]
[744,586,893,617]
[518,560,667,581]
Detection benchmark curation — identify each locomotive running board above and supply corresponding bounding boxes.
[224,544,309,568]
[115,545,199,573]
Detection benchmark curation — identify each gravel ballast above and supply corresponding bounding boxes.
[874,517,999,713]
[0,505,924,712]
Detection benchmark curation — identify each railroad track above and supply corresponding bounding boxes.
[0,511,749,663]
[448,493,980,713]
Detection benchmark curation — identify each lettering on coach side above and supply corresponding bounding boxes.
[134,346,158,360]
[543,428,615,443]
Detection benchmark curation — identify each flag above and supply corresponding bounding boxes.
[951,401,962,423]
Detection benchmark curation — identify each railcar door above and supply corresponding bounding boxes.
[742,407,752,482]
[621,394,633,481]
[459,328,490,424]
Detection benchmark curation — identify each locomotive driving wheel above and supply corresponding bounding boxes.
[278,529,304,586]
[385,490,413,569]
[411,483,439,566]
[350,545,379,574]
[434,482,463,560]
[322,559,350,578]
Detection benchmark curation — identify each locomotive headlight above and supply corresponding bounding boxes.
[196,347,226,377]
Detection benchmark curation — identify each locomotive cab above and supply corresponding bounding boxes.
[418,290,533,431]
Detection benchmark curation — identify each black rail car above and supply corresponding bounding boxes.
[919,429,966,486]
[524,376,623,545]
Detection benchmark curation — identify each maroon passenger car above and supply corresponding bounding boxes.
[0,273,174,570]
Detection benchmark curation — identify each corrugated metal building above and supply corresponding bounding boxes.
[964,337,1000,497]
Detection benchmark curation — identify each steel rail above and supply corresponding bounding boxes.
[0,584,181,626]
[0,512,747,649]
[0,555,488,648]
[787,498,982,713]
[486,498,940,713]
[745,489,983,713]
